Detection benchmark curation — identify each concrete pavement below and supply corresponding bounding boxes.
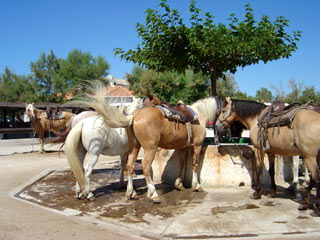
[1,138,320,239]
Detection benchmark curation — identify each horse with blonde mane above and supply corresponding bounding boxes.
[80,82,219,203]
[25,103,75,153]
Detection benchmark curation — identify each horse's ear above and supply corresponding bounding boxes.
[25,103,28,107]
[226,96,231,104]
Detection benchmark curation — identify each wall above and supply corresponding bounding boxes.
[151,145,294,188]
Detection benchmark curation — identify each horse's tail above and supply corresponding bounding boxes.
[77,81,133,128]
[64,122,86,191]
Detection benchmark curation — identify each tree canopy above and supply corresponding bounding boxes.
[127,66,210,105]
[115,0,302,96]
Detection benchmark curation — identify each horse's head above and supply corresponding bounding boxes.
[216,97,237,133]
[25,103,35,120]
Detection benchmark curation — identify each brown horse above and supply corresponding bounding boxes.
[216,97,320,216]
[79,83,219,203]
[25,103,75,153]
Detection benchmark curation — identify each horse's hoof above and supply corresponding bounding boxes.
[194,186,204,192]
[175,178,185,191]
[127,191,138,200]
[250,192,261,200]
[268,191,277,198]
[78,194,85,200]
[152,197,161,204]
[87,193,96,201]
[298,203,308,211]
[313,204,320,216]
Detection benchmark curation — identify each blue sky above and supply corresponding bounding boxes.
[1,0,319,96]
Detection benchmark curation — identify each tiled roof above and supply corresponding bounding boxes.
[105,86,134,97]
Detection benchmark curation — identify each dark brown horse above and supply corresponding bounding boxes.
[79,83,219,203]
[216,97,320,216]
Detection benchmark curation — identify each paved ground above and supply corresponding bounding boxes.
[1,138,320,240]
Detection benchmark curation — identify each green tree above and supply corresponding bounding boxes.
[0,67,38,102]
[30,50,61,102]
[127,66,209,104]
[114,0,301,96]
[58,49,110,92]
[255,87,273,102]
[298,86,319,104]
[29,49,110,103]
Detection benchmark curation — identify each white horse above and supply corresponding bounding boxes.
[63,98,144,200]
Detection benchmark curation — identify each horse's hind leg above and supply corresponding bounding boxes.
[299,179,315,211]
[76,144,86,199]
[126,145,140,200]
[83,153,99,200]
[143,148,161,203]
[300,155,320,215]
[267,153,277,198]
[119,154,127,188]
[175,149,188,191]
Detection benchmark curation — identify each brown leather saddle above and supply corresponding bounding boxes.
[45,107,64,120]
[143,94,195,123]
[258,100,319,150]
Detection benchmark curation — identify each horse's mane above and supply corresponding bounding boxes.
[229,99,266,118]
[191,97,217,122]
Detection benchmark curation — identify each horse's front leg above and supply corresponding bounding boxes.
[38,128,45,153]
[267,153,277,198]
[252,149,264,199]
[192,145,204,192]
[174,149,188,191]
[143,149,161,203]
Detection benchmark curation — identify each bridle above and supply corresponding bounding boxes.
[218,104,235,127]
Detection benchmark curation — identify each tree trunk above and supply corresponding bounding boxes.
[210,72,217,96]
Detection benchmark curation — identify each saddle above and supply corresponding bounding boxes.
[143,94,197,123]
[45,107,65,120]
[258,100,318,150]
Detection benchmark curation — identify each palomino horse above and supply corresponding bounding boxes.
[216,97,320,216]
[79,83,219,203]
[25,103,74,153]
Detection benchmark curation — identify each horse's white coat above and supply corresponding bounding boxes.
[64,99,143,199]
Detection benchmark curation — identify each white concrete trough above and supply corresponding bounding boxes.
[152,145,294,188]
